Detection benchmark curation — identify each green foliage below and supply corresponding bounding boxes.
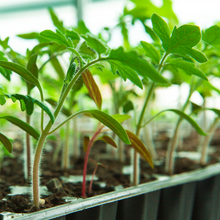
[0,132,12,153]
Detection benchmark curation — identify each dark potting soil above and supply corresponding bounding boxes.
[1,129,220,214]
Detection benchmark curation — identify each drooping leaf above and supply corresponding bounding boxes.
[5,94,55,123]
[33,99,55,123]
[0,61,42,94]
[141,41,161,64]
[151,13,170,50]
[50,56,65,80]
[48,8,65,33]
[27,53,39,92]
[82,69,102,110]
[0,116,40,140]
[112,114,131,124]
[126,130,154,168]
[83,136,90,152]
[194,108,220,117]
[202,25,220,46]
[81,34,108,55]
[0,132,12,153]
[62,110,130,145]
[168,59,208,80]
[144,109,207,135]
[40,30,70,47]
[97,135,117,148]
[108,47,168,85]
[168,25,208,63]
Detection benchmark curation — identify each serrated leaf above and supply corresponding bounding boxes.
[141,41,161,64]
[27,53,39,92]
[168,59,208,80]
[40,30,69,47]
[151,13,170,50]
[82,69,102,110]
[78,41,97,59]
[168,25,208,63]
[145,109,207,136]
[108,47,168,85]
[97,135,117,148]
[202,25,220,46]
[83,136,90,152]
[0,132,12,153]
[48,8,65,33]
[0,116,40,139]
[82,34,108,55]
[112,114,131,123]
[65,29,80,42]
[126,130,154,168]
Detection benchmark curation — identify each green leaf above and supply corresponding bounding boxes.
[48,8,65,33]
[122,100,134,113]
[168,59,208,80]
[168,25,208,63]
[82,34,108,55]
[27,53,39,92]
[112,114,131,123]
[5,94,55,123]
[144,109,207,136]
[40,30,70,47]
[0,51,12,81]
[126,130,154,168]
[78,41,97,59]
[202,25,220,46]
[0,132,12,153]
[65,29,80,42]
[151,13,170,50]
[108,47,168,85]
[141,41,161,64]
[63,110,131,145]
[0,116,40,139]
[50,56,65,80]
[194,108,220,117]
[0,61,42,93]
[97,135,117,148]
[33,99,55,123]
[82,69,102,110]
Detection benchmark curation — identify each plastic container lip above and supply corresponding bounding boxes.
[1,163,220,220]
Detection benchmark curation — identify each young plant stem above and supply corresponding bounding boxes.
[165,77,201,175]
[32,58,102,207]
[89,161,98,195]
[200,117,219,165]
[62,121,70,171]
[25,114,31,181]
[82,126,103,198]
[132,53,168,185]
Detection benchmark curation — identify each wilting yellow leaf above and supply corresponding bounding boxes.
[126,130,154,168]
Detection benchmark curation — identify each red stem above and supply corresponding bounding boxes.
[89,163,98,195]
[82,126,103,198]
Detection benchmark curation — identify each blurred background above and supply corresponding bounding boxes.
[1,0,220,53]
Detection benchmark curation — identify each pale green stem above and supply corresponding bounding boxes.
[62,121,70,171]
[200,117,219,165]
[32,58,103,207]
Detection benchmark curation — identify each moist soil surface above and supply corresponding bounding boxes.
[1,129,220,214]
